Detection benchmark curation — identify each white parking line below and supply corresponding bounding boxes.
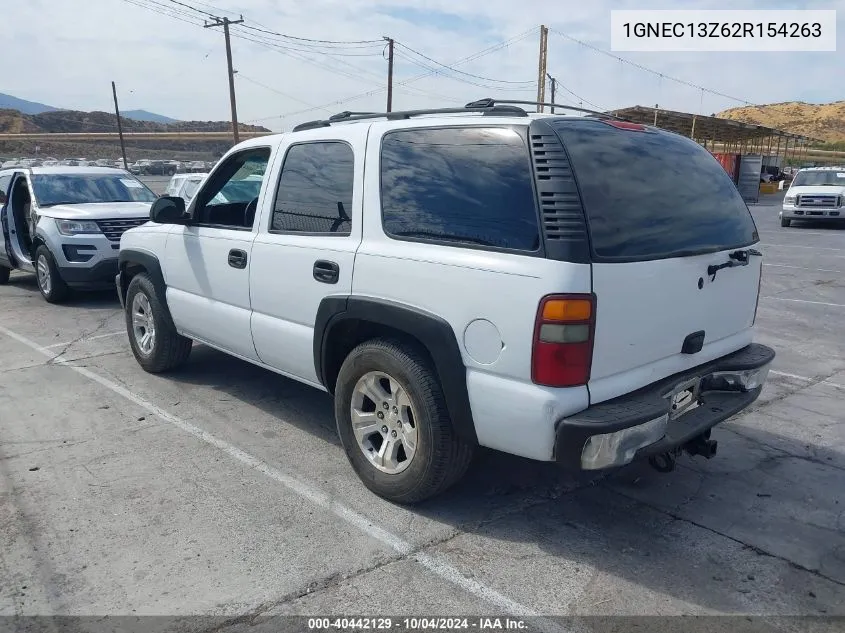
[761,243,845,251]
[762,296,845,308]
[0,323,560,628]
[763,264,844,274]
[769,369,845,390]
[44,330,126,349]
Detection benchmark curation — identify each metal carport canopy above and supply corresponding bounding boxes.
[607,105,819,145]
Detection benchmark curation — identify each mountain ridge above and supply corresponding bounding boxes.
[0,92,178,124]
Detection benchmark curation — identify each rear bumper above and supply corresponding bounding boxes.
[554,343,776,470]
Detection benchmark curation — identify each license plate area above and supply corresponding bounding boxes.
[667,377,701,420]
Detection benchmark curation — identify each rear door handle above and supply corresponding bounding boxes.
[313,260,339,284]
[228,249,248,269]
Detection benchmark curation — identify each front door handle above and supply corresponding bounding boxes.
[228,249,248,269]
[313,260,339,284]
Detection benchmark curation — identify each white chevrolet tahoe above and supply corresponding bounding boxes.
[780,167,845,227]
[116,100,775,503]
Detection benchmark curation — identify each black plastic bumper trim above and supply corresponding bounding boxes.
[58,259,119,288]
[554,343,775,468]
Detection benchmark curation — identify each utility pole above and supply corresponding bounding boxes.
[546,73,556,113]
[536,25,549,112]
[111,81,128,170]
[205,15,244,145]
[384,37,394,112]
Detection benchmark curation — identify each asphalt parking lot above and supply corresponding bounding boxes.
[1,192,843,629]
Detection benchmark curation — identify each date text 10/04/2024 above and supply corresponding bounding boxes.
[307,618,528,630]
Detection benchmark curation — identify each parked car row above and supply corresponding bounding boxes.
[128,159,215,175]
[1,157,217,174]
[0,105,775,504]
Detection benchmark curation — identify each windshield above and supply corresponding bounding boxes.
[31,174,157,206]
[792,171,845,187]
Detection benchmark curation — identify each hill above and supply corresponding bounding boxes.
[0,92,178,123]
[718,101,845,145]
[0,108,271,161]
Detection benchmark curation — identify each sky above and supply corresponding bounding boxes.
[6,0,845,132]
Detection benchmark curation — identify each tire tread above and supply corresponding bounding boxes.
[125,273,192,373]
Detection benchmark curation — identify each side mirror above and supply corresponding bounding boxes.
[150,196,188,224]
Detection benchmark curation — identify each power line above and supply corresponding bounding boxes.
[394,41,535,85]
[245,29,539,124]
[168,0,382,45]
[393,50,530,93]
[245,27,539,123]
[238,22,383,46]
[121,0,205,27]
[166,0,216,18]
[236,74,328,111]
[548,27,754,106]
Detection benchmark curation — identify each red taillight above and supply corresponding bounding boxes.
[531,294,596,387]
[602,120,646,131]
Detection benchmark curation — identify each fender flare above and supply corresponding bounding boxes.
[117,248,166,301]
[314,296,477,444]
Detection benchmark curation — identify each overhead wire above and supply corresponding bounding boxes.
[245,27,540,123]
[393,42,535,86]
[548,27,755,106]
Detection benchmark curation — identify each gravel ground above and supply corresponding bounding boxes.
[1,192,843,630]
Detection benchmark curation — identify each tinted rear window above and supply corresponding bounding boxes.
[552,120,757,261]
[380,127,540,252]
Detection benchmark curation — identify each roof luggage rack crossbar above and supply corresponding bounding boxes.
[292,103,528,132]
[465,98,628,121]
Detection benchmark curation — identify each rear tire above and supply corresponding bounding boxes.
[781,217,791,227]
[0,267,10,284]
[125,273,192,373]
[334,338,473,504]
[35,245,70,303]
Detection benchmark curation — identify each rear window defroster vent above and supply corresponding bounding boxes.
[528,120,590,263]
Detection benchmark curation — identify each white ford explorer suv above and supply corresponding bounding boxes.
[116,99,775,503]
[780,167,845,227]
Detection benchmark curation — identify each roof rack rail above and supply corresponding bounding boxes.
[465,98,627,121]
[291,103,528,132]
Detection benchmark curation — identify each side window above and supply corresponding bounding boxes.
[0,174,11,200]
[194,147,271,229]
[271,142,354,235]
[380,127,540,252]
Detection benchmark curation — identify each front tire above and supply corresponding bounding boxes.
[334,339,473,504]
[0,266,10,284]
[35,246,70,303]
[125,273,192,373]
[781,217,791,227]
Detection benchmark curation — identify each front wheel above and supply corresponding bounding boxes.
[0,266,10,284]
[334,339,473,504]
[781,217,791,227]
[35,245,70,303]
[125,273,192,373]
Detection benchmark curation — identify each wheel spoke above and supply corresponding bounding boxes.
[351,410,382,442]
[132,314,147,328]
[359,374,389,406]
[378,436,401,469]
[394,385,412,411]
[400,425,417,455]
